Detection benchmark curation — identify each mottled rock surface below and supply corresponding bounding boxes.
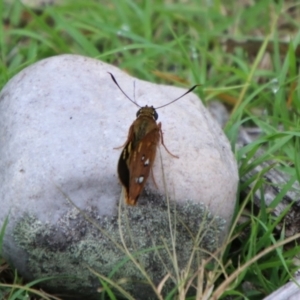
[0,54,238,298]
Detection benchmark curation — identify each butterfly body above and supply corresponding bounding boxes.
[118,106,161,205]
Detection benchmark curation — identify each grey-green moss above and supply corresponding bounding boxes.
[13,195,226,298]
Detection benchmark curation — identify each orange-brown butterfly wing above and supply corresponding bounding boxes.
[118,107,162,205]
[126,127,160,205]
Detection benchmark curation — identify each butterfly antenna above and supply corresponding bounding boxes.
[108,72,140,108]
[155,84,199,109]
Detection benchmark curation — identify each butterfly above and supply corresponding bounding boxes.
[109,73,198,205]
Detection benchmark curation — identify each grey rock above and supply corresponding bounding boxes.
[0,54,238,298]
[263,274,300,300]
[6,0,62,8]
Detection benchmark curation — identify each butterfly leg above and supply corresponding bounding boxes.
[114,144,126,150]
[158,122,179,158]
[114,124,134,149]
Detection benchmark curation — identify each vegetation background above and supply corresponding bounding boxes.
[1,0,300,299]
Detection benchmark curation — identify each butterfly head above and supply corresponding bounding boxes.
[136,105,158,120]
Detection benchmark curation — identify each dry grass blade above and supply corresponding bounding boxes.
[157,273,171,294]
[211,233,300,299]
[0,283,63,300]
[117,193,164,300]
[87,266,135,300]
